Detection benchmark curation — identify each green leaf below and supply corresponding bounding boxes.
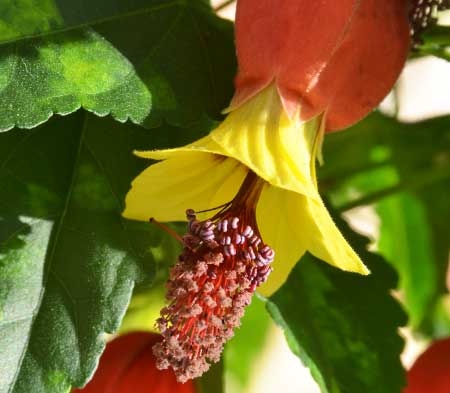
[0,0,236,131]
[0,28,151,131]
[266,216,407,393]
[377,192,437,328]
[0,0,63,43]
[0,0,210,44]
[430,295,450,338]
[0,111,204,393]
[321,113,450,332]
[323,156,437,329]
[0,0,162,44]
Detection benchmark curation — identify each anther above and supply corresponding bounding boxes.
[189,219,201,234]
[242,225,253,238]
[203,220,214,230]
[250,235,261,247]
[221,219,229,233]
[232,233,243,245]
[231,217,239,229]
[256,254,270,266]
[186,208,196,220]
[224,244,237,257]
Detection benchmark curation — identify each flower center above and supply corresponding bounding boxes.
[153,171,274,382]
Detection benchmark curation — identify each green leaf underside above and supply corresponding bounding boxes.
[267,216,407,393]
[0,0,236,131]
[321,112,450,332]
[0,112,205,393]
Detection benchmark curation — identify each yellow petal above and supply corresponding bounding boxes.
[256,184,307,297]
[135,84,323,200]
[123,151,247,222]
[257,185,370,297]
[210,84,323,199]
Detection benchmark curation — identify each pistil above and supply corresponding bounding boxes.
[152,171,274,382]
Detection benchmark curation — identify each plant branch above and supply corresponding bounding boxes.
[320,161,392,191]
[215,0,236,12]
[338,164,450,212]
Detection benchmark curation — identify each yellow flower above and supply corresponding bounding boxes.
[123,84,369,297]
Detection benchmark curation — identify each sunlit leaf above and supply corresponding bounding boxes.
[0,0,235,131]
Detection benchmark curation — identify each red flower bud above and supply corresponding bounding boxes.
[231,0,410,131]
[404,337,450,393]
[73,332,196,393]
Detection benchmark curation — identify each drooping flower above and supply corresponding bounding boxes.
[404,337,450,393]
[123,0,411,382]
[73,332,195,393]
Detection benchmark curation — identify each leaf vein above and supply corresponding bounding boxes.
[6,113,88,393]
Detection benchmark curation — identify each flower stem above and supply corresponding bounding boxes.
[320,161,392,190]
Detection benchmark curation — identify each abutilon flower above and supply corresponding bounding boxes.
[123,0,411,382]
[404,337,450,393]
[73,332,195,393]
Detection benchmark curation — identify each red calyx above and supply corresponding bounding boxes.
[232,0,411,131]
